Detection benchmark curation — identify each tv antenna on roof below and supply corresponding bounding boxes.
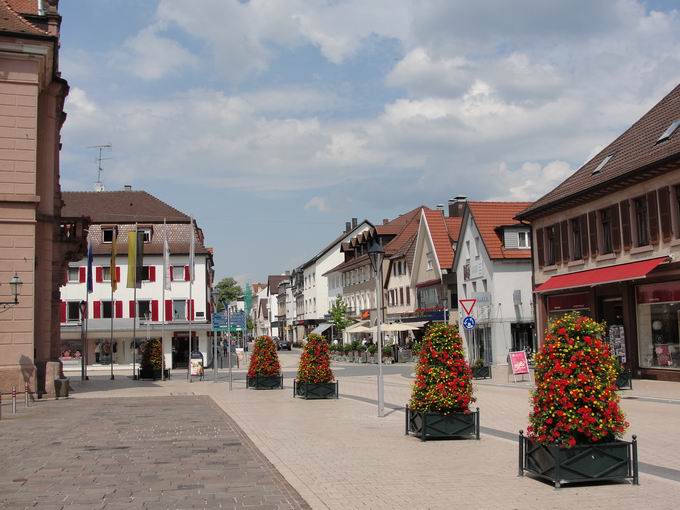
[87,144,112,192]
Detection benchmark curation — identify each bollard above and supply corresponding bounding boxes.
[12,385,17,415]
[25,383,29,408]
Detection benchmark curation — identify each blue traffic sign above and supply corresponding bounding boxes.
[462,316,476,330]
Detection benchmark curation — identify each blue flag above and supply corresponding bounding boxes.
[86,239,93,293]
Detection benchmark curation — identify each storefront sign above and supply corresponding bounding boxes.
[509,351,530,375]
[190,352,204,377]
[547,292,591,312]
[473,292,491,306]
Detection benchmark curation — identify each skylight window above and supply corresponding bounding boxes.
[592,154,613,175]
[657,119,680,143]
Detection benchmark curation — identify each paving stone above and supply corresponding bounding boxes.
[0,396,309,510]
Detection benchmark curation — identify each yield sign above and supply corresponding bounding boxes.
[459,299,476,316]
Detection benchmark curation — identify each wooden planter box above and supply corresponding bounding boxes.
[472,365,492,380]
[405,406,480,441]
[247,374,283,390]
[293,380,339,399]
[518,431,639,488]
[616,370,633,390]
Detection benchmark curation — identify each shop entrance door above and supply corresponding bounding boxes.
[511,323,535,354]
[172,335,199,369]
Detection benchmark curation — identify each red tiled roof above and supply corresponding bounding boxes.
[6,0,37,14]
[445,217,463,242]
[0,0,47,36]
[468,202,533,260]
[62,191,190,223]
[422,209,456,269]
[518,84,680,220]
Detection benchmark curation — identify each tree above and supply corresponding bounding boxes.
[409,323,475,414]
[527,312,627,447]
[297,333,334,383]
[329,296,350,340]
[214,277,242,310]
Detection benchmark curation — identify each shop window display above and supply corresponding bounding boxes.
[637,282,680,370]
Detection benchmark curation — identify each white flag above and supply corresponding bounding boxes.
[189,217,195,283]
[163,224,171,291]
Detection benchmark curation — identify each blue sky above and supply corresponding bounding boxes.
[58,0,680,284]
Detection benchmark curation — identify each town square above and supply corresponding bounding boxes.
[1,1,680,509]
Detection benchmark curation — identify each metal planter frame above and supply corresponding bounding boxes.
[293,380,339,399]
[518,431,639,488]
[405,406,480,441]
[247,374,283,390]
[616,370,633,390]
[472,365,492,380]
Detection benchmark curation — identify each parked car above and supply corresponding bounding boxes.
[277,338,292,351]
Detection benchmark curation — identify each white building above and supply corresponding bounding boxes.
[59,189,214,372]
[452,201,534,366]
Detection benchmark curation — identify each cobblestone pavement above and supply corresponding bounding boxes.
[0,396,309,510]
[11,351,680,510]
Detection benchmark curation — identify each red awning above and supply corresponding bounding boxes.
[534,256,669,293]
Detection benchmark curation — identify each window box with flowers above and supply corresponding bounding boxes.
[519,313,638,488]
[247,336,283,390]
[294,333,338,399]
[405,323,479,441]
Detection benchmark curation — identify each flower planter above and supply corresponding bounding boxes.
[615,370,633,390]
[247,374,283,390]
[405,406,480,441]
[518,431,639,488]
[293,380,339,399]
[472,365,492,380]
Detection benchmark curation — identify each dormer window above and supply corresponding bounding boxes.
[102,227,117,243]
[139,227,152,243]
[518,231,530,249]
[657,119,680,143]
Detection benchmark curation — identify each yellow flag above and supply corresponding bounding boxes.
[127,231,137,288]
[110,230,118,292]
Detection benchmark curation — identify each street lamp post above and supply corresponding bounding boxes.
[79,300,88,381]
[211,289,220,382]
[368,239,385,418]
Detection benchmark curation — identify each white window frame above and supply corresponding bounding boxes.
[172,299,187,320]
[66,301,82,322]
[517,231,530,249]
[102,227,116,244]
[67,267,80,283]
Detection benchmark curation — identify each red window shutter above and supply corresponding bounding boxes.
[149,266,156,282]
[115,301,123,318]
[60,301,66,323]
[191,299,195,320]
[658,186,673,242]
[560,221,569,261]
[129,301,136,318]
[620,200,632,250]
[94,301,101,319]
[535,228,545,267]
[152,300,159,321]
[79,267,86,283]
[170,266,174,282]
[611,204,621,253]
[588,211,598,258]
[184,265,190,281]
[115,267,121,283]
[96,266,103,283]
[165,300,173,322]
[648,190,659,245]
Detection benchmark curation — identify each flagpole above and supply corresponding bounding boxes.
[161,218,167,381]
[110,281,115,380]
[84,289,89,381]
[133,226,138,380]
[188,217,193,382]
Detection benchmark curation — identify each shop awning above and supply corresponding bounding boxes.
[310,323,332,335]
[534,256,669,293]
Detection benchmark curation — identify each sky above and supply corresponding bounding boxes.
[58,0,680,284]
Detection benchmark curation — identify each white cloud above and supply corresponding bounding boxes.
[111,23,198,80]
[304,196,330,213]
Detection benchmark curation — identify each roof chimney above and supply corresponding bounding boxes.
[436,204,445,211]
[448,195,467,217]
[383,218,389,225]
[345,221,351,233]
[123,185,132,192]
[351,217,357,228]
